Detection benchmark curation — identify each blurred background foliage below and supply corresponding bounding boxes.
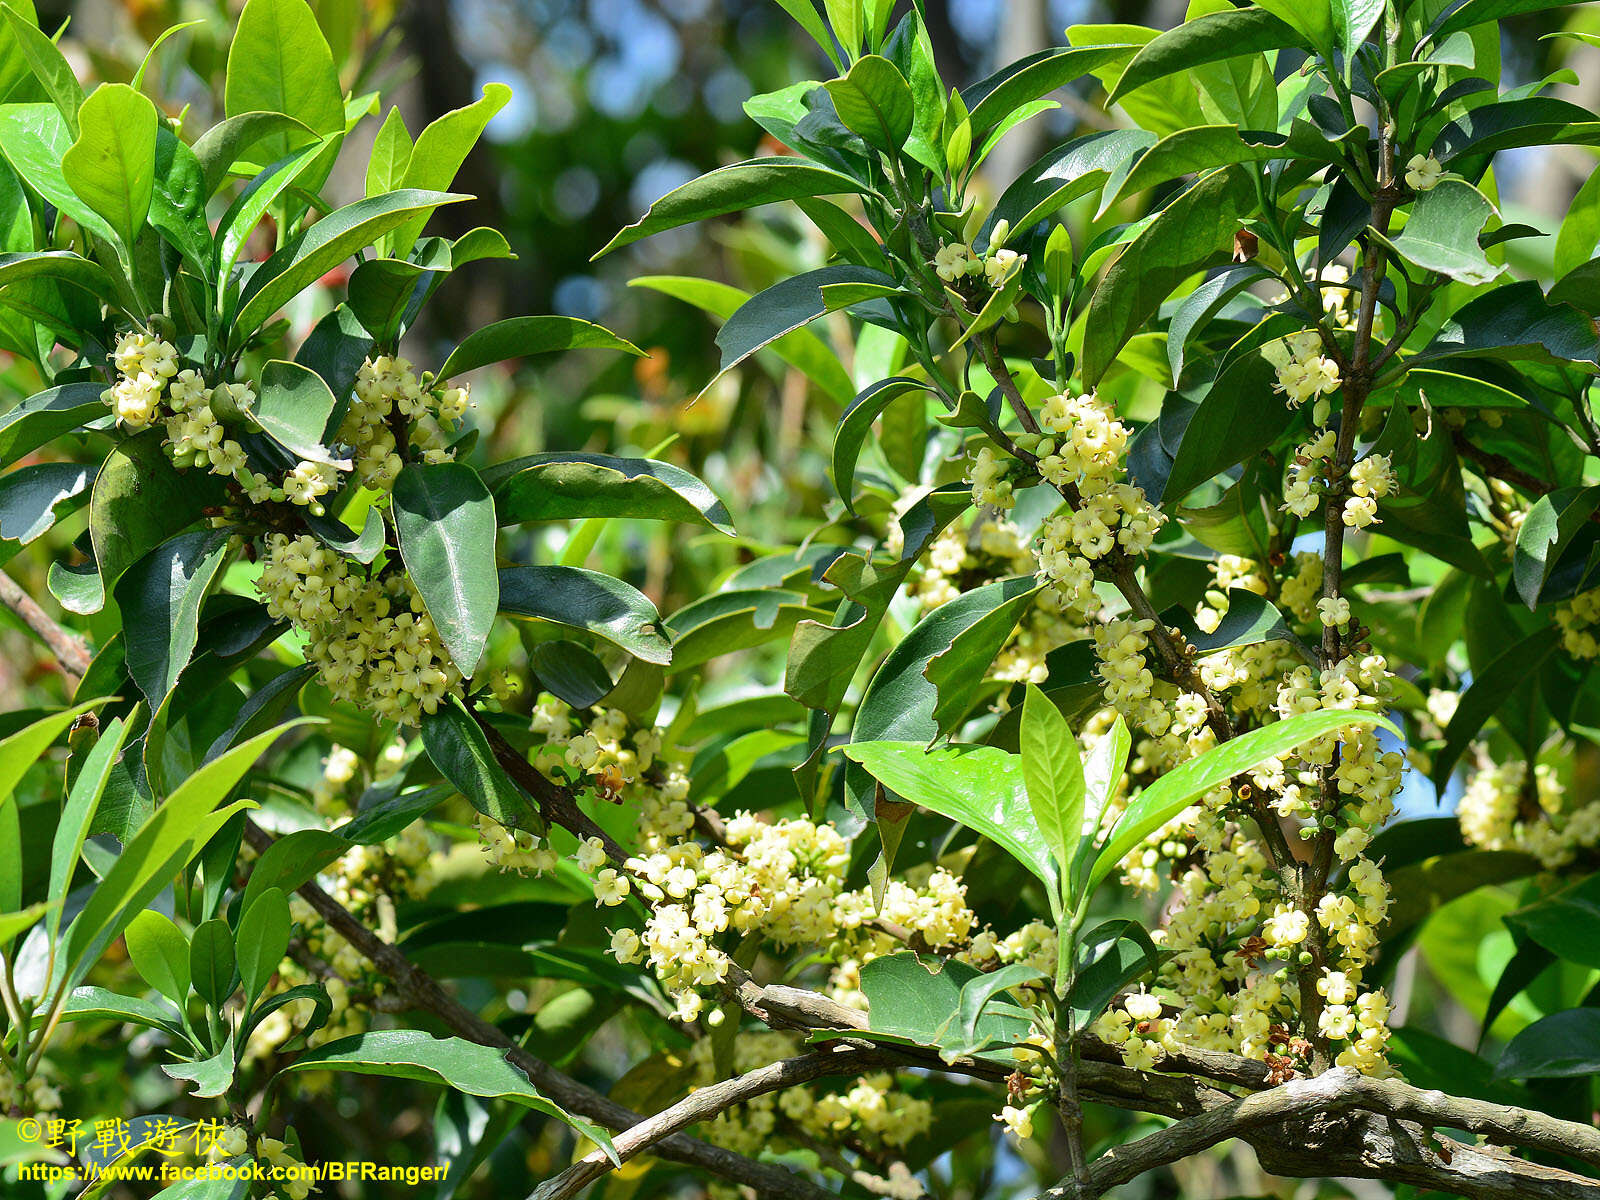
[1,2,1598,1197]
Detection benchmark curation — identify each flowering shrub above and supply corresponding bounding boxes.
[2,0,1600,1198]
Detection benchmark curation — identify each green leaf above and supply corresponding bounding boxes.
[1165,264,1270,384]
[150,128,213,278]
[666,588,829,670]
[858,951,1031,1055]
[1334,0,1385,62]
[1100,126,1286,215]
[235,886,290,1001]
[1504,880,1600,971]
[46,715,129,941]
[365,105,412,199]
[1554,167,1600,279]
[0,381,105,467]
[1432,626,1561,791]
[0,464,88,553]
[114,529,232,711]
[595,157,870,257]
[214,140,326,285]
[833,378,929,512]
[0,699,105,817]
[922,582,1039,738]
[61,986,184,1038]
[964,45,1135,137]
[1020,684,1085,890]
[1429,0,1587,43]
[1109,9,1307,105]
[62,83,157,257]
[0,103,117,244]
[389,82,510,257]
[952,963,1047,1054]
[0,901,52,949]
[841,740,1057,890]
[1386,179,1503,285]
[984,129,1156,244]
[498,565,670,665]
[191,110,317,195]
[1066,918,1160,1029]
[772,0,843,70]
[632,275,855,405]
[438,315,641,380]
[1416,281,1599,368]
[714,265,896,385]
[1254,0,1334,54]
[345,257,441,346]
[279,1029,617,1159]
[824,0,862,55]
[823,55,913,151]
[251,358,340,462]
[125,909,191,1010]
[420,697,537,830]
[1163,341,1291,502]
[232,189,467,338]
[62,720,304,987]
[189,917,237,1008]
[392,462,499,678]
[1,7,80,130]
[1082,166,1256,387]
[165,1028,235,1098]
[1512,486,1600,609]
[484,452,734,535]
[1496,1009,1600,1079]
[223,0,345,157]
[1090,707,1399,892]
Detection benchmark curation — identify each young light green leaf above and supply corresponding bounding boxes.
[46,714,130,939]
[823,55,914,151]
[1020,684,1086,890]
[62,83,158,257]
[1089,708,1398,891]
[389,82,510,257]
[223,0,345,158]
[125,909,192,1010]
[841,740,1057,890]
[189,918,237,1008]
[235,886,291,1001]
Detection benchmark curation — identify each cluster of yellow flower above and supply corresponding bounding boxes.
[904,518,1083,685]
[1281,427,1395,528]
[1556,588,1600,659]
[1458,756,1599,869]
[0,1067,60,1115]
[1264,330,1342,410]
[248,742,434,1063]
[338,355,470,491]
[207,1126,313,1200]
[256,534,463,726]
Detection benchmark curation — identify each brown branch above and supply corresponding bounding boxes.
[531,1045,895,1200]
[0,571,93,680]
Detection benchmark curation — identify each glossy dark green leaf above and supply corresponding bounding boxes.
[233,189,467,337]
[346,257,443,345]
[89,430,222,607]
[1496,1008,1600,1079]
[1083,167,1256,387]
[1432,625,1561,790]
[984,129,1154,243]
[438,315,641,380]
[420,697,538,830]
[1164,349,1291,501]
[716,265,895,382]
[922,581,1039,738]
[114,528,232,710]
[392,462,499,677]
[596,157,871,257]
[859,951,1031,1053]
[1101,125,1286,215]
[0,461,89,549]
[833,380,929,513]
[150,127,212,277]
[484,452,734,535]
[965,44,1134,136]
[279,1029,616,1158]
[498,565,670,664]
[666,588,830,670]
[1512,486,1600,609]
[1067,918,1160,1029]
[0,382,106,467]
